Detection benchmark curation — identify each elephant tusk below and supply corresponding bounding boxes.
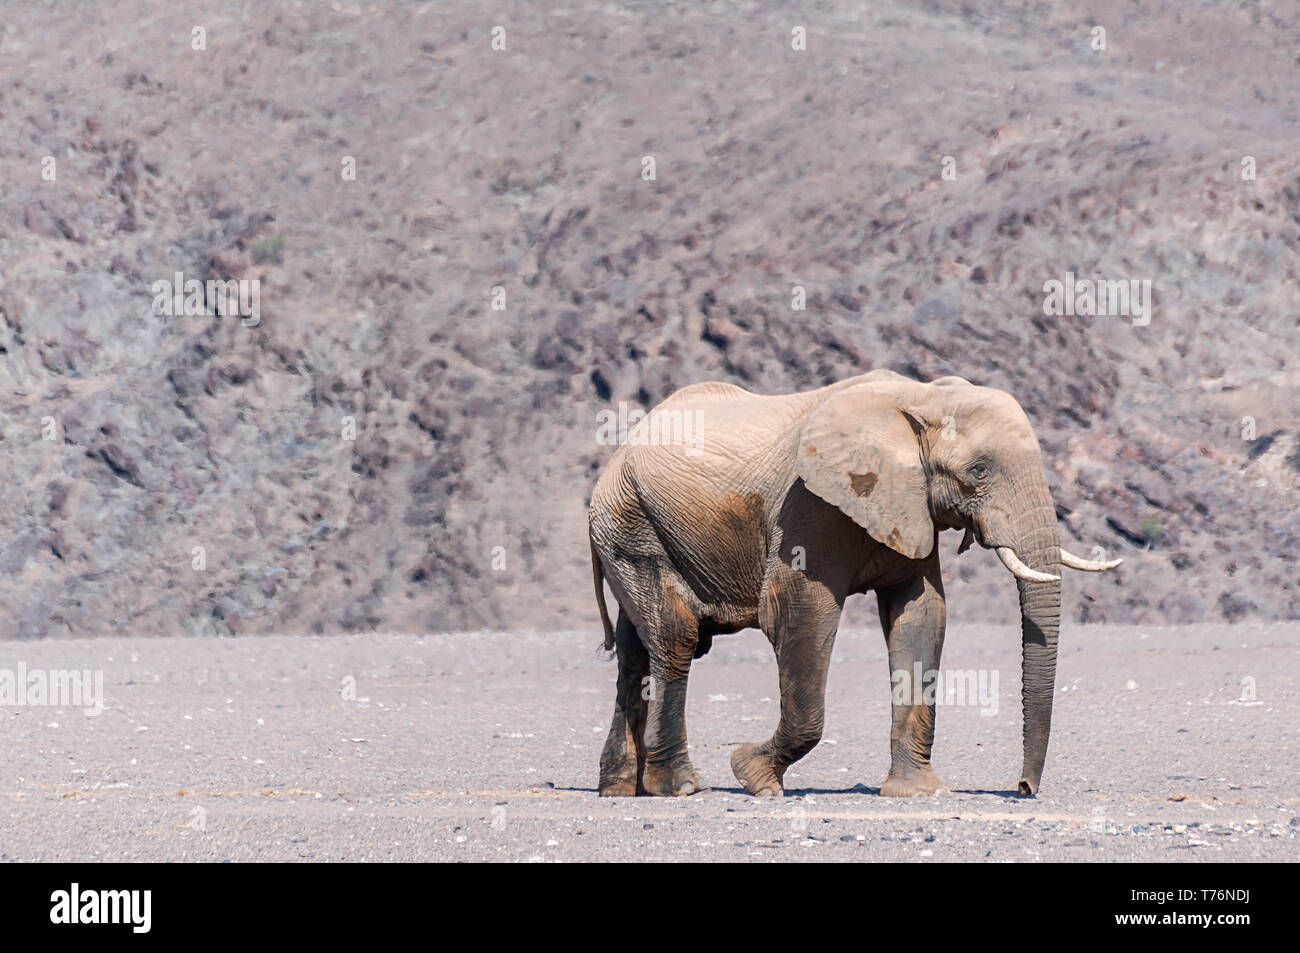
[995,547,1060,583]
[1059,549,1124,572]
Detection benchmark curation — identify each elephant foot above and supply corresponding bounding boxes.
[642,758,704,797]
[880,767,950,798]
[730,743,786,797]
[597,777,640,797]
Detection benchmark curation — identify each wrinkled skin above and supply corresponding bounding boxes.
[588,371,1118,798]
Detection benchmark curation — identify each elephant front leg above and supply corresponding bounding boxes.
[732,571,842,797]
[598,612,648,796]
[877,559,950,797]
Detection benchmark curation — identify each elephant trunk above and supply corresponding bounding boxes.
[1011,500,1062,797]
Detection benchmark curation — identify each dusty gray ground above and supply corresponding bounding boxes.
[2,622,1296,862]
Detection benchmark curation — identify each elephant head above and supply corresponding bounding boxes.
[796,375,1121,795]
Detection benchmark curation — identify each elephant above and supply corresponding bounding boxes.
[587,369,1121,798]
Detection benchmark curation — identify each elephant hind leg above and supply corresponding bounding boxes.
[599,610,649,796]
[639,583,705,797]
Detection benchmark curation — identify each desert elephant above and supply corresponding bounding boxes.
[587,370,1121,797]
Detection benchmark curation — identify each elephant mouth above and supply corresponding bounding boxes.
[960,527,1057,582]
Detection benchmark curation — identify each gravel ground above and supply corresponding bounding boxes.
[2,623,1297,862]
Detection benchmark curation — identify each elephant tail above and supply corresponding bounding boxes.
[591,537,615,652]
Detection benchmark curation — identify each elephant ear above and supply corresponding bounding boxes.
[796,385,935,559]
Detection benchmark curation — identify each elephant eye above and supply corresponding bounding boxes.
[967,461,989,480]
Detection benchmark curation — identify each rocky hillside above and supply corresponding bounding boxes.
[1,0,1297,637]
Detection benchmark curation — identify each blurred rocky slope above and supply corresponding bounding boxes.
[0,1,1297,637]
